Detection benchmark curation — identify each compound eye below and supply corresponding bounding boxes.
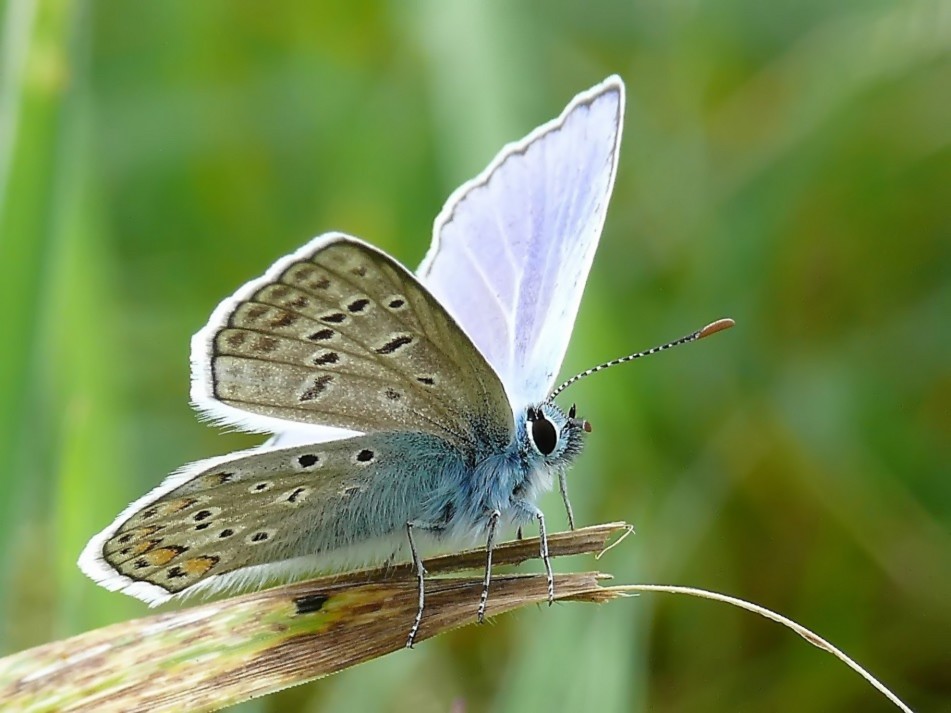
[531,415,557,455]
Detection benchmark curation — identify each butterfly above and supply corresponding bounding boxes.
[79,75,728,647]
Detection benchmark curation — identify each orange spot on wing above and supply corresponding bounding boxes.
[162,497,197,514]
[145,546,187,566]
[183,556,220,576]
[129,539,162,556]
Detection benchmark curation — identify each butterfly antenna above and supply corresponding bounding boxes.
[548,318,735,401]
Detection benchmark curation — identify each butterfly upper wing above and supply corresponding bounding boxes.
[418,76,625,407]
[190,234,514,458]
[80,433,467,603]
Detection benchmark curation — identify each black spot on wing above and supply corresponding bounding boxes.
[312,351,340,366]
[347,298,370,313]
[308,329,335,341]
[375,335,413,355]
[298,453,319,468]
[300,375,333,401]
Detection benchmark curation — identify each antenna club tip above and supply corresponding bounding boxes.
[698,318,735,339]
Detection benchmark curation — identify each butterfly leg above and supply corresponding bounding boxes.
[536,510,554,605]
[405,521,428,648]
[477,509,502,624]
[557,470,576,530]
[515,501,555,605]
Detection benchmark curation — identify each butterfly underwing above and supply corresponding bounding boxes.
[79,76,626,646]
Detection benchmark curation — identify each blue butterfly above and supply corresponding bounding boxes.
[80,76,636,646]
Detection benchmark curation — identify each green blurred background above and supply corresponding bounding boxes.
[1,1,948,711]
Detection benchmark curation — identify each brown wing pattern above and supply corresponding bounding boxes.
[101,433,460,595]
[204,236,514,457]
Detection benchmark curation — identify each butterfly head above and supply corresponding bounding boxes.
[524,402,590,466]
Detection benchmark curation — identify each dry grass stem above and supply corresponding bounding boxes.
[0,523,628,712]
[0,523,914,712]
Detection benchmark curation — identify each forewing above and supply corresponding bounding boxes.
[191,234,513,455]
[418,76,624,407]
[79,433,463,604]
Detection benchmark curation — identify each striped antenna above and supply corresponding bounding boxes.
[548,318,735,401]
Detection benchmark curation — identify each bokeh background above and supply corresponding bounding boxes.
[1,1,948,711]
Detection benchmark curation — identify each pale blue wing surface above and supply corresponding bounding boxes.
[418,76,624,408]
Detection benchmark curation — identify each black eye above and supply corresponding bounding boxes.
[531,415,557,455]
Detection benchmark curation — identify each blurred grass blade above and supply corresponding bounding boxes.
[713,0,951,196]
[0,523,629,712]
[607,584,916,713]
[0,0,79,618]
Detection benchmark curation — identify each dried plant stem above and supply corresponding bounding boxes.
[603,584,914,713]
[0,523,914,713]
[0,523,627,712]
